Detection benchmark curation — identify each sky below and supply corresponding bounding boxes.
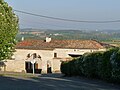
[4,0,120,30]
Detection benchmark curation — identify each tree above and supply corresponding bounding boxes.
[0,0,19,61]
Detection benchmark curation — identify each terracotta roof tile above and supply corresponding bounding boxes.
[16,39,105,50]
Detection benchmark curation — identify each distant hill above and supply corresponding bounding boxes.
[99,29,120,33]
[20,28,47,32]
[18,28,120,42]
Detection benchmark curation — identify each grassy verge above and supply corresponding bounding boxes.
[0,72,39,78]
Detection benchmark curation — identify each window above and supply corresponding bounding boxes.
[54,53,57,58]
[33,53,37,59]
[74,49,76,51]
[90,50,93,52]
[27,53,31,58]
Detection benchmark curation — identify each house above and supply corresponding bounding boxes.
[0,37,107,74]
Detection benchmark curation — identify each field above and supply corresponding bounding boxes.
[17,29,120,47]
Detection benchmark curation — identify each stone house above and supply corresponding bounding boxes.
[0,38,107,74]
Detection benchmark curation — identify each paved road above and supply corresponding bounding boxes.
[0,73,120,90]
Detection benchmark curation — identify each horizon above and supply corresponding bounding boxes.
[20,28,120,32]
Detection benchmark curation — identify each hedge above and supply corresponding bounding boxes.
[61,59,78,76]
[60,47,120,83]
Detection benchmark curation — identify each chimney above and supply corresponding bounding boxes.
[45,37,51,42]
[21,37,24,41]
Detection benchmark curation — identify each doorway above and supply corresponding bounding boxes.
[47,60,52,73]
[25,62,41,74]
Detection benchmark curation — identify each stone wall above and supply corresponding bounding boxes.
[0,48,106,73]
[8,60,25,72]
[52,59,62,73]
[0,49,54,73]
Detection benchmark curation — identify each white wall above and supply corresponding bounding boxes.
[0,48,106,73]
[1,49,54,73]
[53,48,103,58]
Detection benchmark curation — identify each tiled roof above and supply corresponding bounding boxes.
[16,39,105,50]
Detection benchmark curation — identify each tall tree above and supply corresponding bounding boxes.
[0,0,19,60]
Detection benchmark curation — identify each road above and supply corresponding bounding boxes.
[0,73,120,90]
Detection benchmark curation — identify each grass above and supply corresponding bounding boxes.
[0,72,39,78]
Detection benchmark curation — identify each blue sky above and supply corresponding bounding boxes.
[5,0,120,30]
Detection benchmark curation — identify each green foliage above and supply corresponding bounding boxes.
[75,57,83,76]
[68,59,78,76]
[61,59,78,76]
[110,49,120,82]
[18,29,120,42]
[82,52,103,78]
[98,48,118,81]
[0,0,19,60]
[61,61,69,76]
[60,47,120,83]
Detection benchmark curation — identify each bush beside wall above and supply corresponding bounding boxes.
[61,48,120,83]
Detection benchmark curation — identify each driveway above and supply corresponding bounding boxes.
[0,73,120,90]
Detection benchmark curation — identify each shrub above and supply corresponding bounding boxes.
[61,59,78,76]
[68,59,78,76]
[110,49,120,83]
[75,57,83,76]
[61,61,69,76]
[60,47,120,83]
[81,52,103,78]
[98,48,119,81]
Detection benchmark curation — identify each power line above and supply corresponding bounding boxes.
[20,18,78,29]
[14,9,120,23]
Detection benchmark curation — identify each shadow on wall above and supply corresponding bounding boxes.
[47,60,52,73]
[0,62,6,71]
[25,62,42,74]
